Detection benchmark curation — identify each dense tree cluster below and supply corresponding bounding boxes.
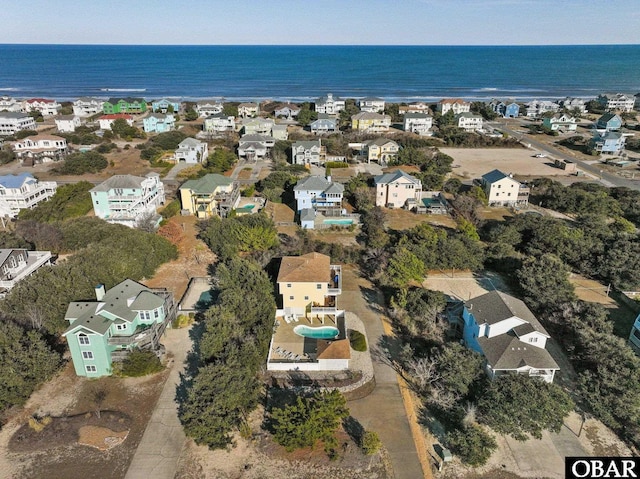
[388,149,453,189]
[53,151,108,175]
[199,214,279,261]
[178,257,276,448]
[1,218,177,335]
[18,181,94,223]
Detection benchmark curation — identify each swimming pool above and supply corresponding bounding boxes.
[323,218,353,225]
[293,325,340,339]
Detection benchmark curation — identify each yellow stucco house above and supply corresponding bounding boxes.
[178,173,240,218]
[351,112,391,133]
[277,252,342,318]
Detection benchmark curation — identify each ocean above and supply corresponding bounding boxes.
[0,44,638,102]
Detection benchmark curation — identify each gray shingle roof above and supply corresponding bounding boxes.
[478,332,559,371]
[294,175,343,194]
[481,169,509,184]
[464,290,547,331]
[90,175,146,192]
[374,169,420,186]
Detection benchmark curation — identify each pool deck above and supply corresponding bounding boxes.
[269,314,343,362]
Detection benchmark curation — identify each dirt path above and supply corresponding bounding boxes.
[340,265,432,479]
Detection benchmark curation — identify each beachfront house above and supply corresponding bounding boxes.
[481,169,529,207]
[102,98,147,114]
[597,93,636,113]
[62,280,175,377]
[22,98,61,116]
[315,93,345,115]
[11,134,68,165]
[0,249,53,298]
[455,112,483,132]
[596,113,623,132]
[437,98,470,115]
[399,102,431,115]
[268,253,349,372]
[561,97,587,114]
[55,115,82,133]
[238,134,275,161]
[310,114,338,135]
[73,97,105,117]
[196,99,224,117]
[489,100,519,118]
[525,100,560,118]
[142,113,175,133]
[0,173,57,218]
[542,113,577,132]
[179,173,240,218]
[291,140,325,166]
[358,97,385,113]
[403,112,433,135]
[203,113,236,133]
[0,96,21,112]
[173,138,208,164]
[351,112,391,133]
[590,131,626,155]
[90,173,165,228]
[238,102,259,118]
[98,114,134,130]
[151,98,181,113]
[294,175,344,216]
[0,112,37,136]
[374,170,422,208]
[274,103,300,119]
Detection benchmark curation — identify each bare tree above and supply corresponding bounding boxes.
[135,212,159,233]
[90,386,108,419]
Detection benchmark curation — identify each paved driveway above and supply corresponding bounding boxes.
[124,326,191,479]
[340,266,427,479]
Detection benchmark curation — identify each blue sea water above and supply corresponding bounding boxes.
[0,44,638,101]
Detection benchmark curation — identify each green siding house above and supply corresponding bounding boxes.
[63,279,175,377]
[102,97,148,114]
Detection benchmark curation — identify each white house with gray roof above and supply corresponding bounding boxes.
[173,137,208,164]
[0,248,53,298]
[238,134,275,160]
[462,290,560,383]
[203,112,236,133]
[0,111,37,136]
[403,112,433,135]
[195,99,224,117]
[90,173,165,228]
[291,140,325,165]
[315,93,345,115]
[481,169,529,206]
[374,170,422,208]
[294,176,345,229]
[358,97,385,113]
[310,114,338,135]
[73,97,105,117]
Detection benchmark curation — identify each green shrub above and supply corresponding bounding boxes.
[172,314,194,329]
[446,424,497,466]
[361,430,381,455]
[161,199,181,219]
[325,161,348,169]
[118,349,163,377]
[54,151,108,175]
[349,330,367,352]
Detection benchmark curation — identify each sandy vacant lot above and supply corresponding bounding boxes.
[440,148,573,181]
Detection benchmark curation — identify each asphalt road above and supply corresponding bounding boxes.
[490,121,640,191]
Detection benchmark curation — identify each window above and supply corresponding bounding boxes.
[304,296,309,301]
[116,324,127,331]
[85,365,97,373]
[154,309,159,319]
[317,284,322,289]
[289,296,294,300]
[82,351,94,360]
[529,337,538,343]
[287,283,292,288]
[78,334,90,345]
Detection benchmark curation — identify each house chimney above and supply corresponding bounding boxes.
[95,284,106,301]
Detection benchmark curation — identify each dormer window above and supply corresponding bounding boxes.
[78,333,90,345]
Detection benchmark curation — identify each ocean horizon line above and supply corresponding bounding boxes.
[1,43,639,48]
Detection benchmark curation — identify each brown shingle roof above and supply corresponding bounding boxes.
[317,338,351,360]
[277,252,331,283]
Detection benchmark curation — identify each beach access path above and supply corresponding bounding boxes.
[340,265,429,479]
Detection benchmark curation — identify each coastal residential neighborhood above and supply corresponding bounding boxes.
[0,88,640,479]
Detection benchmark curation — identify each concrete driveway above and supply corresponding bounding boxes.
[340,265,427,479]
[124,326,191,479]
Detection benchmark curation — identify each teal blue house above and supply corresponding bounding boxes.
[143,113,176,133]
[62,280,175,377]
[596,113,623,132]
[151,98,181,113]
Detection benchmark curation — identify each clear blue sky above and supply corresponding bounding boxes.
[2,0,639,45]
